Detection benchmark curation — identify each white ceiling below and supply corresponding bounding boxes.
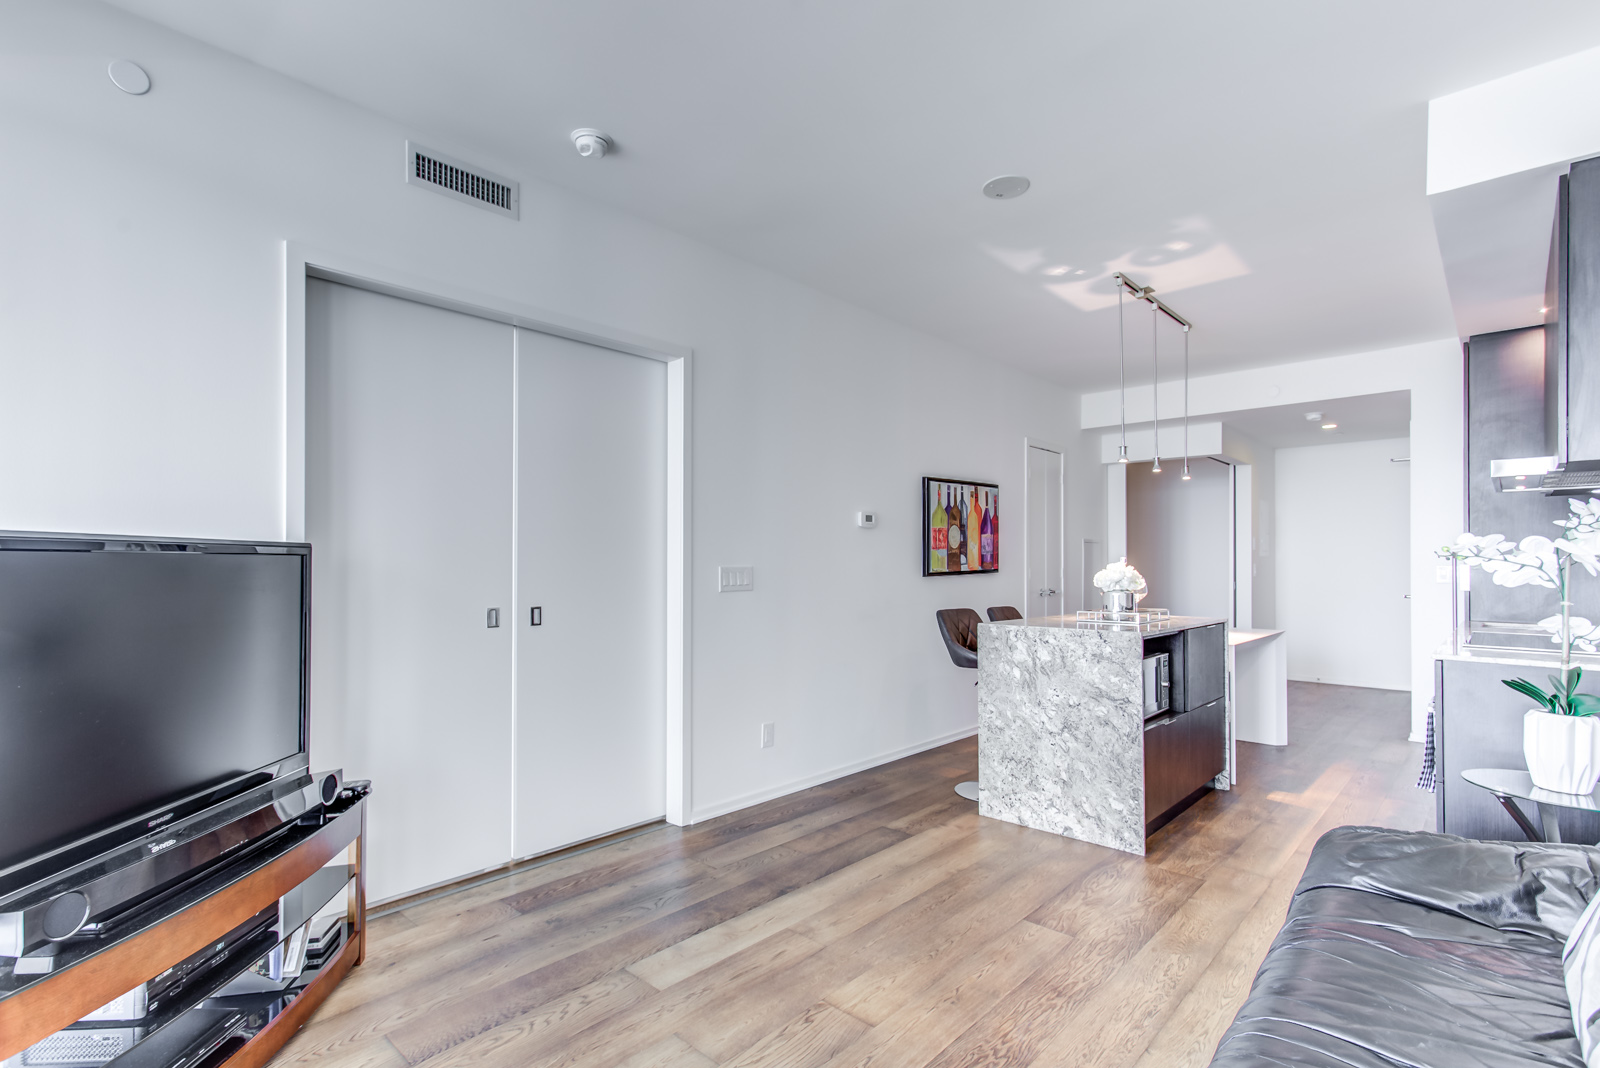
[106,0,1600,389]
[1217,390,1412,450]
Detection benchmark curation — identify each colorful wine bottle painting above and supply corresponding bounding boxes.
[922,477,999,576]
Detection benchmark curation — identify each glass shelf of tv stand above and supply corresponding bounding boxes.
[8,876,354,1068]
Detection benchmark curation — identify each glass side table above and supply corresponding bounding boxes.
[1461,768,1600,843]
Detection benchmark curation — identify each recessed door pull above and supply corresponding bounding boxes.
[530,606,542,626]
[487,608,500,628]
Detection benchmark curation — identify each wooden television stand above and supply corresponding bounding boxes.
[0,793,367,1068]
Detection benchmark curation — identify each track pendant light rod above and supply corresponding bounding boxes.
[1117,285,1129,464]
[1111,272,1192,330]
[1150,299,1161,474]
[1181,324,1192,481]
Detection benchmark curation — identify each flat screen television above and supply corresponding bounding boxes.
[0,534,311,907]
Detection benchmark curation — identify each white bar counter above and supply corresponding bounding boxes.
[1230,629,1287,747]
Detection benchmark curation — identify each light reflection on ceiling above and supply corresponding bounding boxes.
[984,217,1252,314]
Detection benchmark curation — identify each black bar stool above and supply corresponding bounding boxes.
[935,608,983,803]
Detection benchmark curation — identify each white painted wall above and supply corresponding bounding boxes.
[1275,438,1411,690]
[1427,43,1600,194]
[1081,340,1464,740]
[1125,458,1233,619]
[0,1,1082,823]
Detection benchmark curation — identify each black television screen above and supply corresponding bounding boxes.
[0,542,307,875]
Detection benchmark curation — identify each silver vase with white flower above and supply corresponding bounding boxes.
[1092,558,1147,619]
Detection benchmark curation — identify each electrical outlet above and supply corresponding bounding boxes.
[760,722,775,749]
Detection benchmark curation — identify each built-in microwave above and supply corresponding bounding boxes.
[1143,652,1171,719]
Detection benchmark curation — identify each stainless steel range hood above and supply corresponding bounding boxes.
[1489,454,1557,492]
[1491,156,1600,496]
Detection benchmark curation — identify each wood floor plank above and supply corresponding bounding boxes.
[694,775,963,870]
[1020,863,1272,1068]
[388,971,655,1068]
[505,931,828,1068]
[907,862,1203,1068]
[273,1033,411,1068]
[628,815,981,991]
[1128,850,1311,1068]
[670,830,1106,1065]
[815,920,1069,1068]
[721,1003,871,1068]
[822,845,1109,1026]
[614,1036,718,1068]
[388,829,910,1062]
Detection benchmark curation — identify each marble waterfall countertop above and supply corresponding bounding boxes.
[976,615,1228,855]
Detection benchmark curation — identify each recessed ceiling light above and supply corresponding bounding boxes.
[1321,423,1338,430]
[1043,265,1070,276]
[108,59,151,95]
[1541,306,1552,314]
[1165,240,1192,252]
[982,175,1031,199]
[1305,412,1323,421]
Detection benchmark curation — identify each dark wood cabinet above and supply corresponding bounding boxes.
[1182,625,1227,710]
[1144,696,1226,833]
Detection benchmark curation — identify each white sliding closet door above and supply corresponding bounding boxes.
[306,279,515,902]
[514,328,666,858]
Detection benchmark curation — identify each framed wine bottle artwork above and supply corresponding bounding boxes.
[923,477,1000,576]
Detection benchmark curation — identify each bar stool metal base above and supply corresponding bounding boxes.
[954,781,979,801]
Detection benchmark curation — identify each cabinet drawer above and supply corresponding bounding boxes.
[1144,696,1226,826]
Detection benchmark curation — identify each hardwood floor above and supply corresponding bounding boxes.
[277,682,1431,1068]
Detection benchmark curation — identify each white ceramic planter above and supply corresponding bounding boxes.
[1524,709,1600,794]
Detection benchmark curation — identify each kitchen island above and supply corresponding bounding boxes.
[977,614,1229,855]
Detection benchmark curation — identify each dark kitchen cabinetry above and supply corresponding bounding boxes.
[1142,622,1228,834]
[1144,698,1227,833]
[1180,624,1226,709]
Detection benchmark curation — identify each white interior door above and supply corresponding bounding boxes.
[1026,445,1065,618]
[305,279,515,902]
[514,327,666,858]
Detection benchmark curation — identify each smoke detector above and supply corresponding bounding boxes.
[571,129,614,159]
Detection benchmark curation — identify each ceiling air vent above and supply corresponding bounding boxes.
[404,141,519,219]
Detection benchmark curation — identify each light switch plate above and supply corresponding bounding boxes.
[719,566,754,593]
[856,512,877,528]
[760,722,775,748]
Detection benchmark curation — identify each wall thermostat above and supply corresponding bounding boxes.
[857,512,878,528]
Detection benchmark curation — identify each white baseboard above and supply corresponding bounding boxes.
[688,725,978,824]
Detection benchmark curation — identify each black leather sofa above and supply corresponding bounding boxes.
[1209,826,1600,1068]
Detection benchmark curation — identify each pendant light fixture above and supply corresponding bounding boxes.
[1117,286,1129,464]
[1181,325,1192,480]
[1109,272,1193,477]
[1150,297,1161,474]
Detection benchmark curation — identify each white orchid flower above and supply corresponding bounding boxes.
[1537,615,1600,654]
[1556,534,1600,577]
[1557,497,1600,537]
[1450,532,1514,554]
[1478,537,1561,588]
